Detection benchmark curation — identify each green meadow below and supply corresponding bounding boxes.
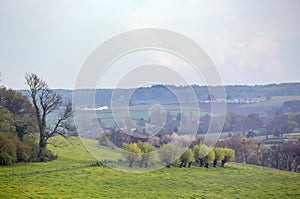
[0,137,299,198]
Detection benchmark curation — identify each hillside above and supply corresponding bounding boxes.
[0,137,299,198]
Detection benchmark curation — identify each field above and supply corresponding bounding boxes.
[236,95,300,114]
[72,105,207,128]
[71,95,300,126]
[0,137,300,198]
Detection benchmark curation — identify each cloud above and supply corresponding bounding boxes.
[250,38,280,55]
[0,0,299,88]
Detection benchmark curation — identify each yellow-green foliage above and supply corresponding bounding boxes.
[193,144,210,159]
[180,148,194,163]
[137,142,158,167]
[122,143,142,167]
[204,148,215,164]
[223,147,235,162]
[159,144,181,166]
[214,147,225,163]
[193,144,215,164]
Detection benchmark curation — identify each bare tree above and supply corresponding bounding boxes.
[25,73,75,160]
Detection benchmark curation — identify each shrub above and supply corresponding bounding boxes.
[137,142,158,168]
[159,144,182,168]
[0,132,17,165]
[122,143,142,168]
[222,148,235,167]
[180,148,194,168]
[213,147,225,167]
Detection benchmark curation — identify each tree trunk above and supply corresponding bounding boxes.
[179,161,184,168]
[129,160,134,168]
[38,135,47,161]
[221,160,226,167]
[199,158,204,167]
[140,160,144,168]
[188,162,192,168]
[213,159,217,167]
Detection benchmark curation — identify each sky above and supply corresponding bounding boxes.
[0,0,299,89]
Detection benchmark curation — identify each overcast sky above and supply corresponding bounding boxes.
[0,0,299,89]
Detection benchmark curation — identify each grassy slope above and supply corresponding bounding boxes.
[0,137,299,199]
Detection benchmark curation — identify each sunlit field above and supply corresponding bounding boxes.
[1,137,299,198]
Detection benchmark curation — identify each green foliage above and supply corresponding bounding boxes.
[99,132,113,148]
[0,132,17,165]
[214,147,225,162]
[137,142,158,168]
[222,148,235,167]
[159,144,181,168]
[122,143,142,168]
[0,106,15,133]
[204,148,215,164]
[193,144,210,159]
[0,87,39,165]
[0,87,37,138]
[193,144,215,167]
[180,148,194,167]
[38,149,58,162]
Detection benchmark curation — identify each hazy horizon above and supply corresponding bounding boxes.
[11,81,300,91]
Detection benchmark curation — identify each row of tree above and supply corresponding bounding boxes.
[219,138,300,172]
[122,142,235,169]
[209,111,300,139]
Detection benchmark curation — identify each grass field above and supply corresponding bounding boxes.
[0,137,300,198]
[71,95,300,127]
[72,105,208,127]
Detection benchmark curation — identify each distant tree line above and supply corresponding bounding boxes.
[216,111,299,139]
[219,138,300,172]
[26,83,300,107]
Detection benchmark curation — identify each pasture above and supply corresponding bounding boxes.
[0,137,299,198]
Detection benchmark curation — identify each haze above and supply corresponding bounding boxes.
[0,0,299,89]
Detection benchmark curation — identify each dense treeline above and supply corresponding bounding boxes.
[24,82,300,107]
[219,138,300,172]
[210,111,299,139]
[0,87,39,165]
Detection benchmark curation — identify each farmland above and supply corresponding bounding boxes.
[0,137,299,198]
